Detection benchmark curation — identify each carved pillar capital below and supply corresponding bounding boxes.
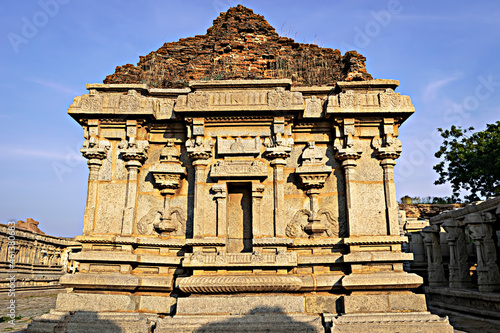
[81,137,110,169]
[333,136,362,167]
[119,138,149,168]
[186,136,213,161]
[372,134,402,163]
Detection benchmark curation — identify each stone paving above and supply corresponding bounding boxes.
[0,292,56,332]
[0,291,498,332]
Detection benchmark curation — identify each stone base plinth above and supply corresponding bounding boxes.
[27,311,157,333]
[426,286,500,320]
[28,293,454,332]
[328,312,454,332]
[156,314,324,332]
[343,293,428,313]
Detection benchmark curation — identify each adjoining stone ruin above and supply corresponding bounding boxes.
[104,5,372,88]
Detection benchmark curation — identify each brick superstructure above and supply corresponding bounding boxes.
[104,5,372,88]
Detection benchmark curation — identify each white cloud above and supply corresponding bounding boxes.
[25,78,80,95]
[422,76,459,103]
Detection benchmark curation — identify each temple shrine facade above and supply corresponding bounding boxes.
[29,6,453,332]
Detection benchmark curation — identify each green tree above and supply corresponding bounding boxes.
[433,121,500,201]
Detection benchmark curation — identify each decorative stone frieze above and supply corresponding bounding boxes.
[210,159,268,179]
[182,250,297,267]
[327,82,414,115]
[177,274,303,293]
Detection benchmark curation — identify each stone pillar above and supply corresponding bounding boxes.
[271,158,286,237]
[333,119,362,236]
[34,245,40,265]
[421,225,447,287]
[212,184,227,238]
[186,134,213,238]
[372,120,403,236]
[442,219,472,288]
[465,212,500,292]
[264,117,293,238]
[28,245,34,265]
[0,239,6,261]
[119,122,149,235]
[80,120,110,235]
[18,244,24,264]
[251,184,264,238]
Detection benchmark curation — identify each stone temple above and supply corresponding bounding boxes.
[29,5,453,332]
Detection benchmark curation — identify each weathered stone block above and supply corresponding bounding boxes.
[176,296,305,315]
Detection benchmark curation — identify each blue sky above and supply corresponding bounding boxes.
[1,0,499,237]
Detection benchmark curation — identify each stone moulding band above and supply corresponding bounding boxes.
[74,236,186,247]
[252,237,294,246]
[343,235,407,245]
[290,238,343,247]
[182,251,298,267]
[176,275,303,293]
[185,238,226,246]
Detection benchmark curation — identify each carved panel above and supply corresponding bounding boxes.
[183,251,297,267]
[217,136,261,156]
[210,160,268,179]
[187,91,209,110]
[303,96,323,118]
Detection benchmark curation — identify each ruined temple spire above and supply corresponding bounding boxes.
[104,5,372,88]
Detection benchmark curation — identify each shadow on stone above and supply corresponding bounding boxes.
[27,310,153,333]
[156,306,324,333]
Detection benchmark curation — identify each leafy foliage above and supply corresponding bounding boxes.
[433,121,500,201]
[399,195,459,204]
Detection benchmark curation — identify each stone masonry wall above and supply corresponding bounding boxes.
[399,203,465,219]
[104,5,372,88]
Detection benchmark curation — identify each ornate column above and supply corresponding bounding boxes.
[372,122,402,236]
[212,184,227,239]
[264,117,293,238]
[150,139,186,236]
[186,121,213,238]
[0,239,6,261]
[295,141,332,238]
[465,212,500,292]
[251,184,265,238]
[80,120,110,235]
[421,225,447,287]
[442,218,472,288]
[333,119,362,236]
[119,121,149,235]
